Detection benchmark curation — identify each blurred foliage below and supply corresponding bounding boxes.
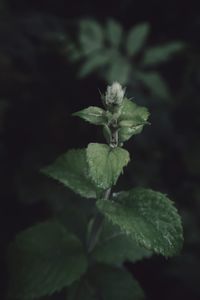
[0,1,200,300]
[67,19,185,100]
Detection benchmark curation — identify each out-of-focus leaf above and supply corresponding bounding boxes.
[142,42,185,66]
[106,19,123,47]
[126,23,150,56]
[136,71,171,99]
[78,52,110,77]
[79,19,104,55]
[106,56,131,84]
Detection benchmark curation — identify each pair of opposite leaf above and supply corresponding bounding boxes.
[7,83,183,300]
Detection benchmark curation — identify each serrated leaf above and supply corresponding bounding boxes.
[78,52,110,77]
[97,188,183,256]
[92,221,151,264]
[73,106,107,125]
[41,149,98,198]
[8,222,88,299]
[68,264,144,300]
[126,23,150,56]
[142,42,185,66]
[106,56,131,84]
[136,71,171,99]
[79,19,103,55]
[106,19,122,47]
[86,143,130,190]
[118,98,150,142]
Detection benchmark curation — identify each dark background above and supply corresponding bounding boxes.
[0,0,200,299]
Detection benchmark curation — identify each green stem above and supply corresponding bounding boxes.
[87,188,111,253]
[87,109,119,253]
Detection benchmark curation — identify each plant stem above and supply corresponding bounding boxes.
[87,107,119,253]
[87,188,111,253]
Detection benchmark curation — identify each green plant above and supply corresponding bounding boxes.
[7,82,183,299]
[67,19,185,99]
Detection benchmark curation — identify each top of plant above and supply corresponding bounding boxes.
[73,81,150,147]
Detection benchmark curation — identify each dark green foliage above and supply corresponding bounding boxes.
[7,82,183,299]
[8,222,87,299]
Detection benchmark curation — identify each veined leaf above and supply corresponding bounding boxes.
[86,143,130,190]
[118,98,150,142]
[106,19,123,47]
[8,222,88,299]
[68,264,144,300]
[41,149,98,198]
[126,23,150,56]
[97,188,183,256]
[92,221,152,264]
[142,42,185,66]
[73,106,106,125]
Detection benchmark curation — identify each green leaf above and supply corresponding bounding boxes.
[97,188,183,256]
[73,106,107,125]
[86,143,130,190]
[78,52,110,77]
[79,19,103,55]
[126,23,150,56]
[68,264,144,300]
[106,56,131,85]
[142,42,185,66]
[8,222,88,299]
[92,221,152,264]
[106,19,123,47]
[118,99,150,142]
[41,149,98,198]
[136,71,171,99]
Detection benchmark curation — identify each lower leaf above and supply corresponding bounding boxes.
[8,221,88,299]
[97,188,183,256]
[68,264,144,300]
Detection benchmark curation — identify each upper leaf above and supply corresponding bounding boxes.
[8,222,88,299]
[142,42,185,66]
[118,99,150,142]
[68,264,144,300]
[86,143,130,190]
[92,220,151,264]
[126,23,150,56]
[97,188,183,256]
[41,149,98,198]
[106,19,123,47]
[73,106,107,125]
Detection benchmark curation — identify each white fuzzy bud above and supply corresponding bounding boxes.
[105,82,125,106]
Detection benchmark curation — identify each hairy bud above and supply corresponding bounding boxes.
[105,82,125,106]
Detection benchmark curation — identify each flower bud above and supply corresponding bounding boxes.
[105,82,125,106]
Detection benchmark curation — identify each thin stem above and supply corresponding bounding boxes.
[87,105,120,253]
[87,188,111,253]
